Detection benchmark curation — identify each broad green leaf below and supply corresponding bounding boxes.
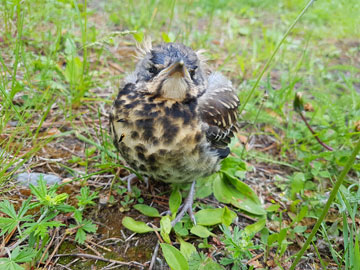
[169,188,182,215]
[244,218,266,235]
[190,225,214,238]
[267,233,278,246]
[161,216,172,243]
[178,237,196,260]
[266,203,280,212]
[161,216,172,234]
[161,243,189,270]
[293,225,307,233]
[224,172,261,204]
[196,175,216,199]
[220,156,246,174]
[213,174,265,216]
[195,207,236,227]
[134,204,160,217]
[174,222,189,237]
[199,257,225,270]
[295,205,308,222]
[122,217,154,233]
[290,172,306,199]
[194,208,223,226]
[222,207,236,227]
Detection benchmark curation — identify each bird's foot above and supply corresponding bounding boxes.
[122,174,138,193]
[123,174,148,193]
[171,181,196,226]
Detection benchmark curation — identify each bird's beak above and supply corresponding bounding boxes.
[163,61,191,79]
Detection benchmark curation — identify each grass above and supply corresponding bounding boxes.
[1,0,360,269]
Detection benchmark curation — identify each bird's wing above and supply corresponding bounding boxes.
[197,72,239,156]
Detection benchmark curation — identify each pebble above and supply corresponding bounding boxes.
[15,173,62,187]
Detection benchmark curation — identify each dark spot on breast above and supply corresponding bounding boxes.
[152,138,159,146]
[159,149,167,155]
[135,144,147,153]
[114,99,126,107]
[165,101,196,125]
[191,144,201,154]
[194,132,202,143]
[127,93,138,100]
[137,152,146,161]
[143,129,154,141]
[136,110,159,118]
[135,119,155,141]
[124,100,140,109]
[148,154,156,164]
[143,103,157,111]
[139,164,147,171]
[119,144,131,160]
[187,99,197,113]
[131,131,139,139]
[160,117,179,144]
[149,165,158,171]
[117,83,135,97]
[127,161,137,169]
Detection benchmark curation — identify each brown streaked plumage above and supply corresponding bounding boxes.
[109,41,239,225]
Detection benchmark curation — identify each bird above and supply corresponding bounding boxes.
[109,39,239,225]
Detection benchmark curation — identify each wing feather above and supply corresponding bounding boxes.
[198,72,239,151]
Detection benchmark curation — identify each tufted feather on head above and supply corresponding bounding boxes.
[135,36,153,59]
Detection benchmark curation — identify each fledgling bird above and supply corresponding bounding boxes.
[109,40,239,225]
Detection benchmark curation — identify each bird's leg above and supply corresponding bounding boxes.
[122,174,138,193]
[171,181,196,226]
[123,174,149,193]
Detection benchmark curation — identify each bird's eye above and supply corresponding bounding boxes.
[189,68,196,79]
[149,66,158,74]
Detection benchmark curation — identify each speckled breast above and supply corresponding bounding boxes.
[110,83,220,183]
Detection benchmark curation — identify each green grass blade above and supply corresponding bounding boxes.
[289,139,360,270]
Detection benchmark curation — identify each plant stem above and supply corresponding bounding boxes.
[289,139,360,270]
[299,111,333,151]
[238,0,316,115]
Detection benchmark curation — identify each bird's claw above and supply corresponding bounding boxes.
[171,181,197,226]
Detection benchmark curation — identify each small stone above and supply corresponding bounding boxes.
[62,178,72,183]
[15,173,62,187]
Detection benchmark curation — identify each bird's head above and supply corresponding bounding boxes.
[132,42,207,101]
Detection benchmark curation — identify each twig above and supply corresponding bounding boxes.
[149,241,160,270]
[151,224,163,243]
[98,237,124,245]
[55,263,72,270]
[0,226,17,252]
[85,239,112,252]
[53,253,145,268]
[298,111,333,151]
[44,230,68,268]
[247,252,264,264]
[37,228,59,267]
